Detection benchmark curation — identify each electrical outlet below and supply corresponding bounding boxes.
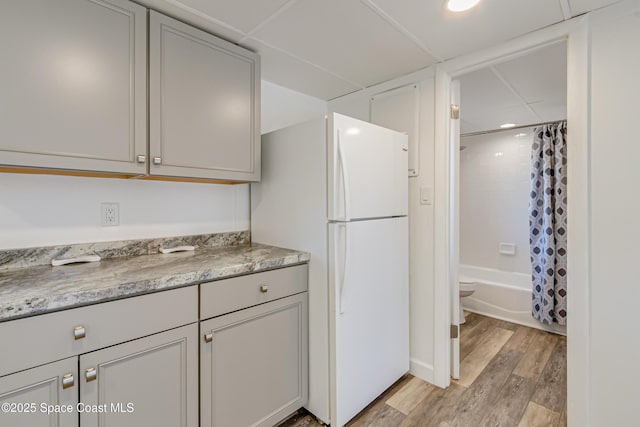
[101,203,119,226]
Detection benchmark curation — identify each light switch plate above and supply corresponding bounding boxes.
[420,187,432,205]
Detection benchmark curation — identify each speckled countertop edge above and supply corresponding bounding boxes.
[0,242,309,323]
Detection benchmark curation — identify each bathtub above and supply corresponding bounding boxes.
[459,264,566,335]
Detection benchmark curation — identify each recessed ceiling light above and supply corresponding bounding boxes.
[446,0,481,12]
[500,123,516,129]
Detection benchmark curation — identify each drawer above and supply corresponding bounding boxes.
[200,264,308,320]
[0,286,197,377]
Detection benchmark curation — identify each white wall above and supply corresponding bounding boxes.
[0,81,327,250]
[329,68,437,382]
[586,2,640,424]
[460,127,534,274]
[261,80,327,134]
[0,174,249,249]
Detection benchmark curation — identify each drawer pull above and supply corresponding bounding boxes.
[153,157,162,165]
[260,284,269,293]
[73,325,86,340]
[85,368,97,382]
[62,373,75,389]
[204,333,213,343]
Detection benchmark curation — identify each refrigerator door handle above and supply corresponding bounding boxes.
[336,223,348,314]
[336,132,352,221]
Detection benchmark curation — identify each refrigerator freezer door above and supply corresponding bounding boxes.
[328,113,408,221]
[328,217,409,427]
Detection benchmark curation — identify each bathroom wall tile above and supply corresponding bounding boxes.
[460,127,535,274]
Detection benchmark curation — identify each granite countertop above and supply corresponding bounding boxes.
[0,242,309,323]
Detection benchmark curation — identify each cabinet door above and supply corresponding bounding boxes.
[0,357,78,427]
[0,0,147,175]
[149,11,261,182]
[201,293,308,427]
[79,323,198,427]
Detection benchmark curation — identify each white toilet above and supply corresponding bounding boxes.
[459,275,477,323]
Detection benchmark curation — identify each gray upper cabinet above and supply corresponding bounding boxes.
[0,0,147,175]
[149,11,261,182]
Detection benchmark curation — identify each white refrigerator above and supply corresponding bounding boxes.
[251,113,409,427]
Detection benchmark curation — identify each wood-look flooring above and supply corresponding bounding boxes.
[279,313,566,427]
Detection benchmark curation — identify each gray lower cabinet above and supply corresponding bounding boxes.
[149,11,261,182]
[0,357,79,427]
[0,0,147,175]
[0,286,199,427]
[199,265,309,427]
[80,323,198,427]
[201,293,308,427]
[0,325,198,427]
[0,266,308,427]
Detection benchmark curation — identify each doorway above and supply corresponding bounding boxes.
[432,17,590,426]
[455,42,568,338]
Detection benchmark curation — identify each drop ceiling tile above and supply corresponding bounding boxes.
[135,0,245,42]
[367,0,564,60]
[244,39,361,100]
[459,67,523,114]
[529,100,567,122]
[568,0,621,15]
[493,43,567,104]
[162,0,292,33]
[460,119,480,135]
[251,0,437,87]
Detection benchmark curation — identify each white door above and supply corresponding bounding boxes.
[328,113,408,221]
[450,80,461,380]
[329,217,409,427]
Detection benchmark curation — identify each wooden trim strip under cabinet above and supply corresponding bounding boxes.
[0,167,246,184]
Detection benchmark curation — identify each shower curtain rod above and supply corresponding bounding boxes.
[460,120,566,138]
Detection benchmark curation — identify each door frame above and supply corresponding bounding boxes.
[432,14,591,427]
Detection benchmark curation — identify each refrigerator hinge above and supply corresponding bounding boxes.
[450,104,460,120]
[450,324,459,339]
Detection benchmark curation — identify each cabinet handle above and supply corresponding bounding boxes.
[136,154,146,163]
[204,333,213,343]
[153,157,162,165]
[62,373,75,389]
[260,284,269,293]
[85,368,97,382]
[73,325,86,340]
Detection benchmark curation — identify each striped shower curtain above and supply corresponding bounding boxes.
[529,121,567,325]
